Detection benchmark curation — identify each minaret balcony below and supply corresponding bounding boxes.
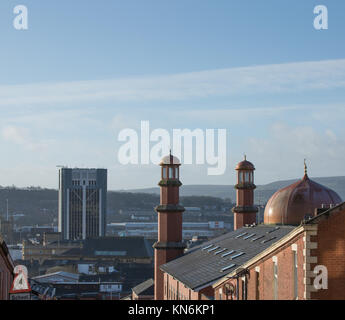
[235,182,256,190]
[158,179,182,187]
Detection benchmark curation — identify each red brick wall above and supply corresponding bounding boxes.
[155,248,184,300]
[236,189,254,206]
[214,232,305,300]
[158,213,183,243]
[163,274,213,300]
[0,243,14,300]
[160,186,179,205]
[311,206,345,300]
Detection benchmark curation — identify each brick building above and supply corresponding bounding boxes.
[155,156,345,300]
[0,235,14,300]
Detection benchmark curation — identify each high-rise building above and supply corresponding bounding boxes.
[58,168,107,240]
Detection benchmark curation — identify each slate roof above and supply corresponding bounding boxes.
[33,271,80,284]
[59,237,154,259]
[79,273,122,283]
[132,278,154,296]
[160,224,295,290]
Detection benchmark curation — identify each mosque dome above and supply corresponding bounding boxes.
[264,163,342,225]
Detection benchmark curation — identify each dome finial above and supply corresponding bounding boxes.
[244,154,247,161]
[304,159,308,176]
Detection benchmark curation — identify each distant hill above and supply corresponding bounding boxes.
[0,176,344,226]
[126,176,345,204]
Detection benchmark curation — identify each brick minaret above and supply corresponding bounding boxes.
[153,153,185,300]
[232,156,258,230]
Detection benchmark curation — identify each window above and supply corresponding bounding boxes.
[245,172,250,182]
[169,167,174,179]
[273,258,278,300]
[163,167,167,179]
[242,277,247,300]
[238,171,243,183]
[293,250,298,300]
[175,167,179,179]
[255,269,260,300]
[219,288,223,300]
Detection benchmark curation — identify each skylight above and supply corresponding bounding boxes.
[261,237,277,244]
[221,250,235,258]
[221,264,236,272]
[243,233,256,240]
[251,235,265,242]
[207,246,220,252]
[235,232,248,239]
[230,252,245,260]
[214,248,227,255]
[267,227,280,234]
[202,244,213,251]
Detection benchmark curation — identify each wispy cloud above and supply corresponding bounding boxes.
[0,59,345,107]
[1,125,49,151]
[247,123,345,182]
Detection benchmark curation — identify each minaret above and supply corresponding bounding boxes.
[153,152,185,300]
[232,156,258,230]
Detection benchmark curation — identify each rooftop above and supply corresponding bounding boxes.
[160,224,295,290]
[132,278,154,296]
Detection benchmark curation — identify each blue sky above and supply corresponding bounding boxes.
[0,0,344,190]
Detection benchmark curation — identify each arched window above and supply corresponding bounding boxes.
[245,172,250,182]
[238,171,244,183]
[163,167,168,179]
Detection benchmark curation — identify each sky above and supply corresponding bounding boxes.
[0,0,344,190]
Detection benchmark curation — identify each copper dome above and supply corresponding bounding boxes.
[160,154,181,166]
[236,156,255,171]
[264,174,342,225]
